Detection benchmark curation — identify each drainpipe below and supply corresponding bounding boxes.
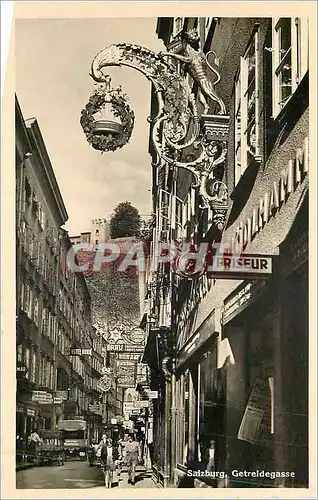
[170,358,177,476]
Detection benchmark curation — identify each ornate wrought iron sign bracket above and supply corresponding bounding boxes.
[81,29,230,232]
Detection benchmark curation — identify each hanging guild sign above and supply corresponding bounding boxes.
[97,373,112,392]
[124,327,146,345]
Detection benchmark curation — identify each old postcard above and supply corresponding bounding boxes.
[1,1,317,499]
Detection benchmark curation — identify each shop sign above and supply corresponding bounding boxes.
[32,391,53,404]
[123,402,136,412]
[176,308,221,370]
[117,375,135,388]
[222,280,267,325]
[116,360,136,376]
[16,362,28,378]
[107,344,144,353]
[135,400,149,409]
[70,348,92,356]
[56,390,68,401]
[53,397,63,404]
[117,353,140,361]
[117,360,136,367]
[136,375,148,385]
[26,408,35,417]
[145,390,158,399]
[206,254,273,279]
[230,136,308,254]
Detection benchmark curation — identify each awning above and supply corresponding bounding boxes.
[176,307,222,371]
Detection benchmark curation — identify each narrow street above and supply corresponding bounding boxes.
[16,460,156,489]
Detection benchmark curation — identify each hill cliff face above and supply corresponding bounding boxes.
[75,237,142,341]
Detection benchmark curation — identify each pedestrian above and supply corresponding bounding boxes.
[116,437,125,480]
[124,434,142,485]
[97,436,120,488]
[206,439,216,472]
[27,429,42,464]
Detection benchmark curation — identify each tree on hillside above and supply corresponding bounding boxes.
[110,201,142,239]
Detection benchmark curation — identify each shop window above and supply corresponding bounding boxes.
[272,17,309,116]
[234,28,260,184]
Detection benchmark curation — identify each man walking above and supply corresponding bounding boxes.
[124,434,142,485]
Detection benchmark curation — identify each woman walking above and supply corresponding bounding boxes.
[98,437,120,488]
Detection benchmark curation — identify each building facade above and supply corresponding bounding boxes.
[16,97,107,457]
[70,218,109,246]
[142,16,309,488]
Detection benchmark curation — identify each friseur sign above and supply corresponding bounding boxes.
[206,254,273,280]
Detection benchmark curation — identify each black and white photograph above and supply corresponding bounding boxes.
[1,2,317,497]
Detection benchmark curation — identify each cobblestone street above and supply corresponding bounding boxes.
[16,460,156,489]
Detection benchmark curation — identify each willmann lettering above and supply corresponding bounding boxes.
[231,136,309,253]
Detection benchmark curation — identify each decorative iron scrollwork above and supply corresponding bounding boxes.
[84,35,230,231]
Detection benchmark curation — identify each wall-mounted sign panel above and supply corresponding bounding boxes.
[206,254,273,280]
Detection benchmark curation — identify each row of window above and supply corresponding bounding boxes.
[20,282,41,326]
[169,17,309,188]
[71,356,85,378]
[20,282,103,363]
[18,344,104,396]
[57,327,72,357]
[17,345,54,390]
[235,17,309,184]
[42,308,57,342]
[39,356,55,390]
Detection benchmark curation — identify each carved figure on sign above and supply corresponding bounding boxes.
[158,29,226,115]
